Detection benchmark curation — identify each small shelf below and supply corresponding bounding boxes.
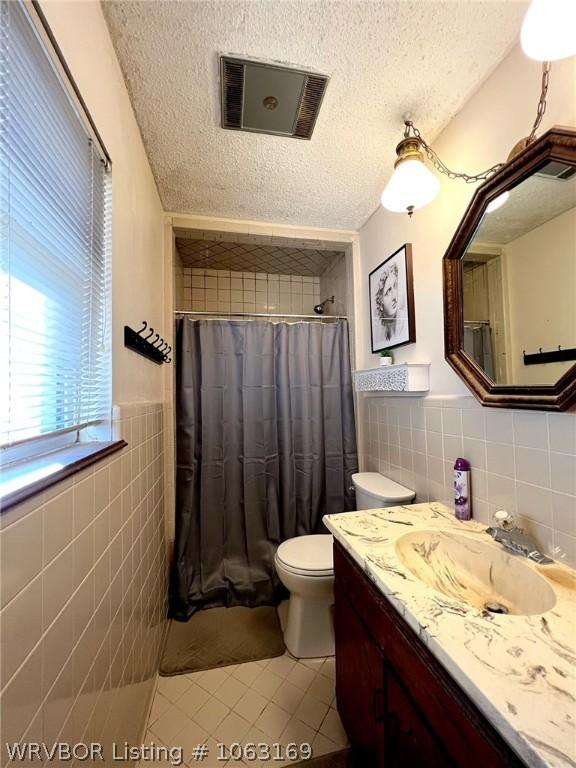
[353,363,430,395]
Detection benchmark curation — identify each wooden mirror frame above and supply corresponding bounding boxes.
[443,126,576,411]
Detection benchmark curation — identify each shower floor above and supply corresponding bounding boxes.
[142,652,347,766]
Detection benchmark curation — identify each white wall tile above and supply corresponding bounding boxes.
[462,410,485,440]
[1,510,43,609]
[0,646,42,746]
[425,408,442,433]
[515,446,550,488]
[443,434,462,459]
[485,410,513,444]
[0,402,168,755]
[552,492,576,536]
[548,413,576,454]
[462,437,486,470]
[486,442,515,478]
[486,473,516,513]
[441,408,462,436]
[359,394,576,565]
[177,270,320,316]
[426,431,443,460]
[513,412,548,450]
[550,452,576,495]
[42,546,74,628]
[43,490,74,565]
[1,577,43,683]
[410,407,425,431]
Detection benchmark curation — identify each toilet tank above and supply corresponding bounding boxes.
[352,472,415,510]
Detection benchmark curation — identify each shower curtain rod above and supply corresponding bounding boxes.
[174,310,348,320]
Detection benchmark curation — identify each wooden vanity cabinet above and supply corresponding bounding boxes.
[334,578,386,766]
[334,541,526,768]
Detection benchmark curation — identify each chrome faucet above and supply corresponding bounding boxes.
[486,510,553,564]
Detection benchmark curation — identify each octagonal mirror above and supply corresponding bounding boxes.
[443,126,576,410]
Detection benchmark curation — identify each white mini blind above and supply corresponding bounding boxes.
[0,0,111,449]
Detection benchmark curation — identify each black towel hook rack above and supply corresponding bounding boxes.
[523,344,576,366]
[124,321,172,365]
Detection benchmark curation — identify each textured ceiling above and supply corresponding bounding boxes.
[472,171,576,245]
[175,228,345,275]
[103,1,527,229]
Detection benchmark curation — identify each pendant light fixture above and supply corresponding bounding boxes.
[381,119,503,217]
[521,0,576,62]
[381,61,556,217]
[380,133,440,217]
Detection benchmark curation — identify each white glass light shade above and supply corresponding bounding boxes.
[381,158,440,214]
[521,0,576,61]
[486,191,510,213]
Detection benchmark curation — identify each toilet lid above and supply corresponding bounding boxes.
[352,472,415,502]
[276,535,333,575]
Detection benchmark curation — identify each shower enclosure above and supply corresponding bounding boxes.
[170,314,358,620]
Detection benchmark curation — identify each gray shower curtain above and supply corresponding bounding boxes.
[170,318,358,620]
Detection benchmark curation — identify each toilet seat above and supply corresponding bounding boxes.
[276,534,333,577]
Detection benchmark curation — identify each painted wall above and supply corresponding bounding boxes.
[358,47,576,392]
[40,0,166,404]
[504,207,576,385]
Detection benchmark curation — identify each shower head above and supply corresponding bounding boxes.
[313,296,335,315]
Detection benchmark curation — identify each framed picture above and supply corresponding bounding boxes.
[369,243,416,353]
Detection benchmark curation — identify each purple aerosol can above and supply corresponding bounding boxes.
[454,458,472,520]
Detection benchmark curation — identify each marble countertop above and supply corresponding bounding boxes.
[324,502,576,768]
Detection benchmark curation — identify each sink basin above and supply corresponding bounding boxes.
[395,530,556,616]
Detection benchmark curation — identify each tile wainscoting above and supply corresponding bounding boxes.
[358,395,576,566]
[0,402,168,764]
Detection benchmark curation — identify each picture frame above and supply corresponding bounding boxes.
[369,243,416,353]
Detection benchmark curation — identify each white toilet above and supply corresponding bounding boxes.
[274,472,415,658]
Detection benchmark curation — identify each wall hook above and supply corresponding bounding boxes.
[124,322,171,365]
[523,345,576,366]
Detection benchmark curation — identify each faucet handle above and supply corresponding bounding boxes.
[493,509,515,529]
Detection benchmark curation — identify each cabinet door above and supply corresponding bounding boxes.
[334,584,385,767]
[385,664,457,768]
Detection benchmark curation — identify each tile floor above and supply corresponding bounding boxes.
[142,653,347,766]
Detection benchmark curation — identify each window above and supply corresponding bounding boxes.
[0,0,111,459]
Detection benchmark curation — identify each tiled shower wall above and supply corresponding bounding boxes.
[319,255,348,317]
[358,394,576,566]
[0,403,168,763]
[174,246,185,314]
[175,268,321,315]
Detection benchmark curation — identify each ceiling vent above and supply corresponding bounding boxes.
[220,56,328,140]
[535,160,576,181]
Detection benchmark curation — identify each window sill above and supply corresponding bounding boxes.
[0,440,127,512]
